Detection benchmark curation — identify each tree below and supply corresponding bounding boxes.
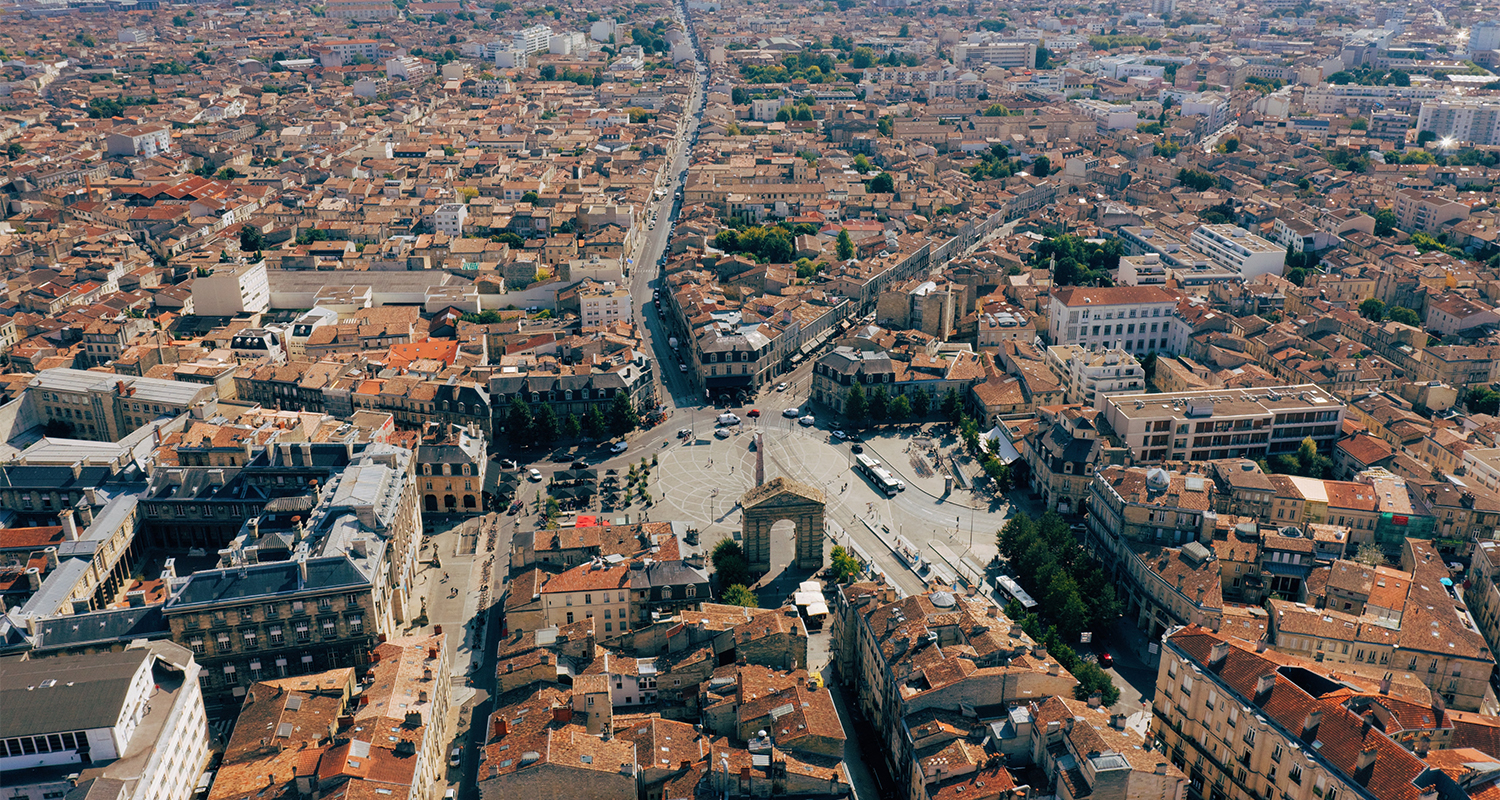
[239,226,265,252]
[877,115,893,136]
[520,190,539,204]
[722,584,759,607]
[794,105,813,122]
[1350,117,1368,130]
[852,154,872,173]
[940,388,964,423]
[898,23,910,36]
[505,396,534,447]
[712,539,753,588]
[1468,387,1500,416]
[607,392,638,436]
[851,46,874,68]
[775,106,792,122]
[911,388,932,418]
[1073,661,1121,706]
[563,413,582,440]
[1031,155,1051,177]
[889,394,912,420]
[869,173,895,194]
[1374,207,1397,237]
[5,142,22,159]
[1221,136,1240,152]
[836,228,855,260]
[1389,306,1421,327]
[583,406,607,440]
[1353,541,1388,567]
[532,404,560,447]
[843,384,868,425]
[1177,168,1216,191]
[869,386,891,423]
[1359,298,1386,321]
[829,546,860,581]
[1295,437,1333,479]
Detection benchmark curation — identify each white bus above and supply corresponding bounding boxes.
[994,575,1037,611]
[854,454,902,496]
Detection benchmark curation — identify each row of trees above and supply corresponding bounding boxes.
[713,225,795,264]
[841,384,958,426]
[502,394,637,449]
[1260,436,1334,479]
[997,511,1121,705]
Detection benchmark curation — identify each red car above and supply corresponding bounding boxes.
[1098,652,1114,668]
[747,409,761,418]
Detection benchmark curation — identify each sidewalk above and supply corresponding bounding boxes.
[861,428,989,511]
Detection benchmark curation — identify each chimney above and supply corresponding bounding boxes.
[552,705,573,724]
[1432,694,1446,715]
[24,567,41,591]
[1210,641,1230,666]
[1032,644,1048,660]
[126,590,147,607]
[1255,673,1276,697]
[491,716,508,739]
[43,547,58,569]
[1362,712,1376,734]
[1379,673,1391,695]
[1302,709,1323,737]
[70,461,82,480]
[60,509,79,541]
[1088,692,1103,708]
[297,558,308,587]
[1357,746,1378,772]
[71,598,91,614]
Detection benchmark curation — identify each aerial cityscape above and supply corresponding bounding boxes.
[3,0,1500,799]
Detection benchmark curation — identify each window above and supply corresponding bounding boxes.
[1272,744,1282,763]
[190,637,205,654]
[1289,765,1302,784]
[1181,675,1193,696]
[566,612,574,624]
[584,594,592,605]
[269,626,284,645]
[319,597,333,610]
[349,615,363,633]
[686,585,696,598]
[322,619,336,636]
[661,586,672,600]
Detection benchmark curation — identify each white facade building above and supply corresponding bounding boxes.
[191,260,270,317]
[0,643,210,800]
[511,24,553,55]
[434,203,468,237]
[1416,98,1500,147]
[1047,286,1185,355]
[1188,224,1285,279]
[578,281,632,328]
[1045,345,1146,409]
[1075,99,1140,130]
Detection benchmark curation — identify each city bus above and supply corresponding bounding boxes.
[854,454,903,496]
[994,575,1038,611]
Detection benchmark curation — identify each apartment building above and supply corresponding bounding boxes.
[29,368,218,443]
[1465,539,1500,689]
[1075,99,1140,131]
[415,423,486,515]
[1188,225,1286,279]
[1392,188,1472,234]
[1155,624,1495,800]
[434,202,468,236]
[161,444,421,712]
[191,259,270,316]
[538,559,635,634]
[0,642,209,800]
[1029,696,1188,800]
[1416,98,1500,147]
[1086,465,1226,637]
[1047,286,1185,355]
[577,280,632,329]
[326,0,397,18]
[1100,385,1345,463]
[952,40,1038,69]
[1023,405,1131,515]
[831,582,1078,795]
[104,124,171,158]
[1119,253,1169,286]
[511,24,554,54]
[1045,346,1145,409]
[1303,83,1448,114]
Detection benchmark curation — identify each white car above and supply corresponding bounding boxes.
[714,428,732,439]
[527,468,543,481]
[782,407,800,418]
[679,364,687,372]
[832,430,848,440]
[717,413,740,426]
[799,414,815,426]
[449,746,462,767]
[610,441,629,453]
[775,382,788,392]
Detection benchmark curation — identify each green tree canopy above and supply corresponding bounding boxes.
[721,584,759,607]
[1388,307,1421,327]
[1359,298,1386,321]
[836,228,855,260]
[712,539,753,588]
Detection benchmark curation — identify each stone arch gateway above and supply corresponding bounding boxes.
[739,476,826,575]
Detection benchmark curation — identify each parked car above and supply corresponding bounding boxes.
[799,415,815,426]
[679,364,688,372]
[527,468,543,481]
[610,441,629,454]
[1098,652,1114,668]
[714,428,732,439]
[449,746,462,767]
[832,430,847,440]
[498,458,518,470]
[782,407,800,418]
[571,460,589,470]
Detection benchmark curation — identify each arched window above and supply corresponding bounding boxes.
[661,586,672,600]
[685,585,696,598]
